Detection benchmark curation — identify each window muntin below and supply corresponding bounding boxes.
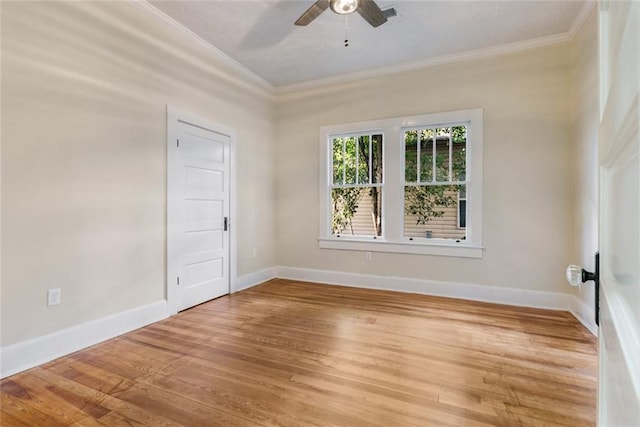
[403,125,467,241]
[330,133,383,237]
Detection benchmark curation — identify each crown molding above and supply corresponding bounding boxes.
[569,1,598,39]
[276,32,573,94]
[133,0,275,96]
[277,1,597,95]
[134,0,594,97]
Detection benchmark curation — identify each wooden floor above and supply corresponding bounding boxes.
[1,279,597,426]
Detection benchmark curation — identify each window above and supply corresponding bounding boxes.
[403,126,467,242]
[330,133,383,237]
[319,109,483,258]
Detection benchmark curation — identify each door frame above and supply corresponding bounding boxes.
[166,105,237,315]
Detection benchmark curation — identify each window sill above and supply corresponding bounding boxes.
[318,238,484,258]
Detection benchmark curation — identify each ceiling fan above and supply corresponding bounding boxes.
[295,0,391,28]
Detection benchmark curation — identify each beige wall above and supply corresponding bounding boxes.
[1,2,276,346]
[571,10,599,311]
[0,1,597,350]
[276,43,574,293]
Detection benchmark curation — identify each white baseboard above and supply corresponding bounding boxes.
[276,266,573,310]
[0,266,275,379]
[1,265,597,380]
[569,295,598,336]
[0,300,168,379]
[276,266,599,335]
[234,267,277,293]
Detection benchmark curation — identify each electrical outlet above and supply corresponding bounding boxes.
[364,252,372,261]
[47,288,61,306]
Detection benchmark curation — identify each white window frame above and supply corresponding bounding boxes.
[319,108,483,258]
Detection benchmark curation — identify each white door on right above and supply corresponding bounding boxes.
[597,1,639,425]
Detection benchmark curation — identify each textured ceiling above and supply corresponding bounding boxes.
[150,0,587,88]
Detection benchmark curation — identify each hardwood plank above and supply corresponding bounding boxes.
[1,279,597,426]
[68,415,107,427]
[2,374,107,424]
[137,367,365,427]
[111,381,261,427]
[0,410,37,427]
[29,369,184,427]
[45,359,135,395]
[0,392,67,427]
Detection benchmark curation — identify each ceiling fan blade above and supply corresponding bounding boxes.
[295,0,329,26]
[357,0,387,27]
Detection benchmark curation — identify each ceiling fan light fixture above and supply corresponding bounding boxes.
[330,0,359,15]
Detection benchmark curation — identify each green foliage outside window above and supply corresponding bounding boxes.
[404,126,467,226]
[331,135,382,235]
[330,126,466,236]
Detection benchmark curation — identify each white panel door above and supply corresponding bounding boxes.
[168,111,231,312]
[597,1,639,425]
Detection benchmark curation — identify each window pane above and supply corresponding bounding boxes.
[404,131,417,182]
[332,187,382,237]
[435,127,450,182]
[344,136,356,184]
[452,125,467,181]
[357,135,370,184]
[404,184,466,240]
[371,134,383,184]
[332,137,343,184]
[420,129,433,182]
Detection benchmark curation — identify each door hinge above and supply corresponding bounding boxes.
[177,276,180,286]
[177,139,180,148]
[224,217,229,231]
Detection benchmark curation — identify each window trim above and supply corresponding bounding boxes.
[319,109,483,258]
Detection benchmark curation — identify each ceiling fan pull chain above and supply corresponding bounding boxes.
[344,14,349,47]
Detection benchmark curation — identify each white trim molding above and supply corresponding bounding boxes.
[0,265,274,379]
[276,266,572,311]
[0,267,597,379]
[134,1,273,95]
[276,266,597,335]
[569,294,598,336]
[318,238,484,258]
[277,267,571,310]
[277,34,572,94]
[0,300,168,379]
[135,0,594,97]
[568,2,598,39]
[234,267,277,293]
